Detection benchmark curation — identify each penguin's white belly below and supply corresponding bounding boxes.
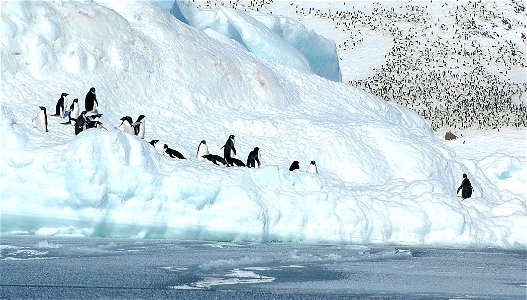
[119,123,134,134]
[137,123,145,139]
[197,145,209,162]
[32,113,47,132]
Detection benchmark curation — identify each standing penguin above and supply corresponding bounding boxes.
[289,161,300,171]
[66,98,80,125]
[118,116,135,134]
[196,140,210,162]
[457,173,473,200]
[53,93,68,117]
[84,87,98,113]
[222,134,236,166]
[133,115,146,139]
[32,106,48,132]
[307,161,318,174]
[246,147,261,168]
[74,111,88,135]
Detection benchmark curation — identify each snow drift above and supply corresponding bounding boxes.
[0,0,525,248]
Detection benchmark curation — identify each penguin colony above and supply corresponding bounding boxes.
[193,0,527,130]
[34,89,317,173]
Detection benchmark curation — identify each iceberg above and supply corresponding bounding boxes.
[170,0,342,82]
[0,0,524,248]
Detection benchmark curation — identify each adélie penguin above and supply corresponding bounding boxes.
[86,113,106,130]
[32,106,48,132]
[52,93,68,118]
[62,99,80,125]
[133,115,146,139]
[74,111,89,135]
[246,147,260,168]
[118,116,135,135]
[307,161,318,174]
[289,161,300,171]
[164,144,186,160]
[196,140,209,162]
[222,134,236,166]
[202,154,227,166]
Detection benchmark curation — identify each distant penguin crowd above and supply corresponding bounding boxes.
[194,0,527,131]
[33,89,320,174]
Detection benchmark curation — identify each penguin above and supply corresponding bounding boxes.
[86,113,105,130]
[85,87,98,113]
[149,139,165,152]
[32,106,48,132]
[246,147,260,168]
[202,154,227,166]
[196,140,210,162]
[52,93,68,117]
[164,144,186,159]
[230,157,246,167]
[62,99,80,125]
[132,115,146,139]
[74,111,88,135]
[289,161,300,171]
[118,116,135,134]
[221,134,236,166]
[307,161,318,174]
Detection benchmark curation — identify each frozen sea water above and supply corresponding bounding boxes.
[1,235,525,299]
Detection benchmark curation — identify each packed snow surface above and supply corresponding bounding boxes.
[0,0,525,249]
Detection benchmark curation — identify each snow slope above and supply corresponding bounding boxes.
[0,0,525,248]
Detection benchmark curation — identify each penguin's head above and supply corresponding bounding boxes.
[463,173,467,178]
[39,106,47,113]
[254,147,259,152]
[136,115,145,122]
[61,93,69,97]
[120,116,132,124]
[90,114,103,121]
[90,87,95,93]
[73,98,79,103]
[150,139,159,145]
[229,134,235,139]
[311,161,316,165]
[201,140,206,144]
[164,144,168,149]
